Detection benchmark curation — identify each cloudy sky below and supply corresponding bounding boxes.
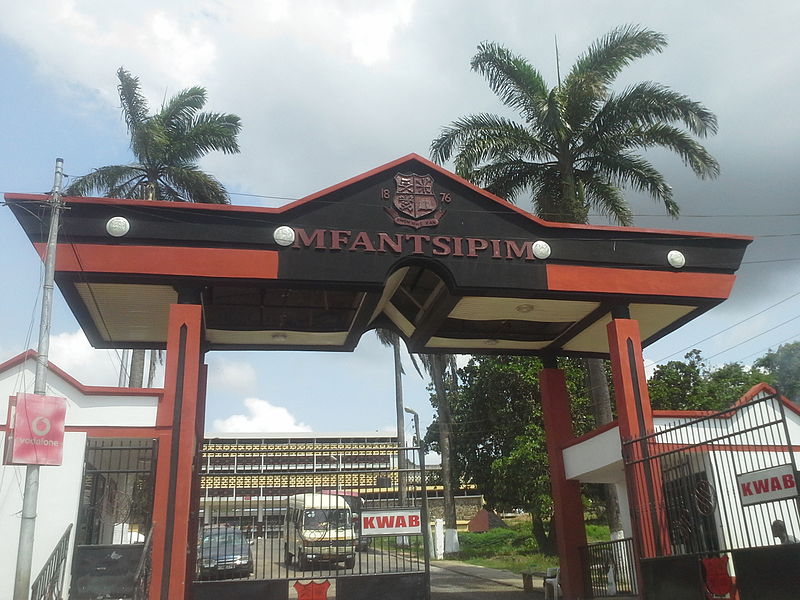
[1,1,799,437]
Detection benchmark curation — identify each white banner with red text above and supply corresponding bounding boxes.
[361,508,422,536]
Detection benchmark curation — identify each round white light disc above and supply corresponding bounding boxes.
[532,240,551,260]
[106,216,130,237]
[273,226,296,247]
[667,250,686,269]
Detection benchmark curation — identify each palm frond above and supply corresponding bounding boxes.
[431,28,718,227]
[580,152,677,216]
[159,86,206,129]
[470,42,550,122]
[575,171,634,226]
[116,68,150,135]
[541,88,571,143]
[568,25,666,93]
[431,113,554,169]
[64,165,146,198]
[161,165,230,204]
[468,160,555,203]
[585,82,718,146]
[166,112,242,163]
[607,124,719,179]
[564,26,666,131]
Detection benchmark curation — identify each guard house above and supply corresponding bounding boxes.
[6,154,754,599]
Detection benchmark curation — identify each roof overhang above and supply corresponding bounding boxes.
[5,154,751,357]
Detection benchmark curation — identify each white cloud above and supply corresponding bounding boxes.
[48,329,123,386]
[344,0,415,65]
[212,397,311,433]
[43,329,165,388]
[207,358,258,394]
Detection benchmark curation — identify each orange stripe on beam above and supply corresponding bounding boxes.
[546,264,735,299]
[36,243,279,279]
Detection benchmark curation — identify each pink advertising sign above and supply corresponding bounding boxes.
[4,393,67,466]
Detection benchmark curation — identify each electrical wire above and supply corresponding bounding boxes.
[651,288,800,364]
[702,313,800,362]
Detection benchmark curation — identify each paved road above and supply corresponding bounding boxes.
[202,536,544,598]
[431,564,543,599]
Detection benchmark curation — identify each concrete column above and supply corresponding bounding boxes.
[539,366,587,600]
[607,317,671,562]
[149,304,204,600]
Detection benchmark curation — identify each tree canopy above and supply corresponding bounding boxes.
[754,342,800,402]
[648,349,771,411]
[425,355,594,553]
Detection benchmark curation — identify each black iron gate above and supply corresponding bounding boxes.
[621,391,800,600]
[70,438,157,600]
[194,438,431,600]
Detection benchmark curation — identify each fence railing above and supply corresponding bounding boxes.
[580,537,638,598]
[31,523,73,600]
[132,530,153,600]
[196,443,429,582]
[622,392,799,559]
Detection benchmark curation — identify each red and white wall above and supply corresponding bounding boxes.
[0,351,161,599]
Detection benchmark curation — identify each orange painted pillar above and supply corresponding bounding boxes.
[540,363,587,600]
[607,315,671,564]
[149,303,205,600]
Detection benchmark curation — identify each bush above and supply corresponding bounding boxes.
[459,528,532,558]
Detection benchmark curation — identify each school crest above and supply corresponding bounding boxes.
[385,173,450,229]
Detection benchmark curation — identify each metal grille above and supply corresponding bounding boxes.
[195,440,430,584]
[75,438,157,545]
[622,392,800,559]
[580,537,638,598]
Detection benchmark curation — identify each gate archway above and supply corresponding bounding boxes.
[6,153,751,599]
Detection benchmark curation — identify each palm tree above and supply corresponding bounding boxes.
[375,329,411,507]
[67,67,242,385]
[431,25,718,225]
[66,68,241,204]
[431,25,719,533]
[419,352,460,555]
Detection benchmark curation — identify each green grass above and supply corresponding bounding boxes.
[585,523,611,542]
[448,514,611,575]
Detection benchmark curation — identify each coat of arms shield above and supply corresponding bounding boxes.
[386,172,449,229]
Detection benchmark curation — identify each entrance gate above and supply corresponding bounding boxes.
[70,438,157,599]
[6,153,752,598]
[193,439,430,599]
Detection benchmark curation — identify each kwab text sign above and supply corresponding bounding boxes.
[737,464,798,507]
[4,393,67,466]
[361,508,422,536]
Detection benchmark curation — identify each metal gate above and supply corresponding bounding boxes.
[622,391,799,558]
[194,438,431,599]
[621,391,800,599]
[71,438,157,599]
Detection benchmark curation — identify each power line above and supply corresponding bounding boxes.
[703,313,800,362]
[652,288,800,364]
[736,332,800,364]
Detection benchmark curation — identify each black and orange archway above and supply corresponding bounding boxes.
[6,154,750,599]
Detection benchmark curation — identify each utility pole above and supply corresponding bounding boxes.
[393,340,408,507]
[404,406,431,600]
[13,159,65,600]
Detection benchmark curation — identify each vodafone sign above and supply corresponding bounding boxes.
[737,464,799,507]
[3,393,67,466]
[361,509,422,537]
